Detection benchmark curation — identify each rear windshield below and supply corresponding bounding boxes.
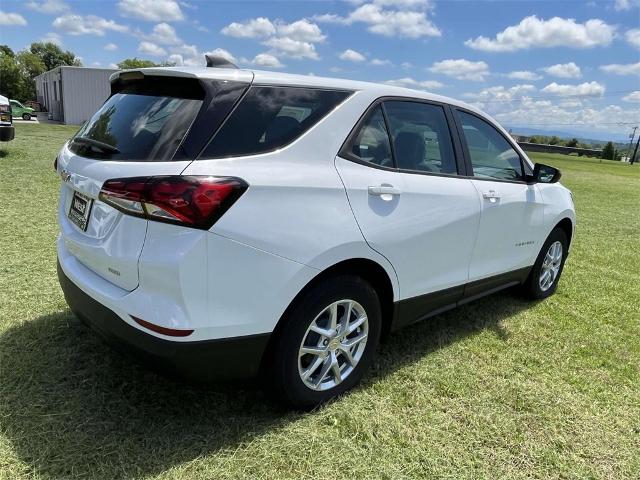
[200,86,352,159]
[69,77,204,161]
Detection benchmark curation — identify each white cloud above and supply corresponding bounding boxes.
[542,62,582,78]
[314,1,440,39]
[386,77,444,90]
[0,11,27,26]
[401,61,413,69]
[53,14,128,35]
[138,41,166,57]
[147,22,181,45]
[464,84,536,102]
[252,53,284,68]
[339,49,366,62]
[41,32,63,45]
[221,17,325,61]
[277,19,326,42]
[429,59,490,81]
[626,29,640,49]
[118,0,184,22]
[206,48,236,63]
[541,81,605,97]
[104,43,118,51]
[371,58,391,66]
[614,0,640,10]
[623,91,640,102]
[168,47,236,67]
[491,99,640,135]
[465,16,615,52]
[599,62,640,75]
[263,37,319,60]
[221,17,276,39]
[507,70,543,81]
[26,0,69,14]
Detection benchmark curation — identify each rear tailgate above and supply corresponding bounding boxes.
[57,68,253,291]
[57,146,195,290]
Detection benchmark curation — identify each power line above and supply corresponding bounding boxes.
[507,122,640,126]
[469,89,638,104]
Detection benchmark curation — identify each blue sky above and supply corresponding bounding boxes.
[1,0,639,140]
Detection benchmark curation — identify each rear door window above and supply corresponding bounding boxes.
[69,77,205,162]
[345,105,393,168]
[383,101,458,174]
[200,86,351,159]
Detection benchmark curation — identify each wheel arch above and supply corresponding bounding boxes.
[260,258,397,372]
[554,217,573,247]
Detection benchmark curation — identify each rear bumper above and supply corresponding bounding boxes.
[58,260,270,380]
[0,125,14,142]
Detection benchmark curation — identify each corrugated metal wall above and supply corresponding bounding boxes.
[60,68,116,125]
[34,69,63,120]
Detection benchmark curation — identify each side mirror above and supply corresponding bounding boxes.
[529,163,561,184]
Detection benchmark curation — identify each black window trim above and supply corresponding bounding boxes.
[451,106,534,185]
[338,96,468,180]
[197,84,355,161]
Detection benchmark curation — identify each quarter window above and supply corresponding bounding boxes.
[457,111,523,181]
[383,101,457,174]
[346,105,393,168]
[201,86,351,159]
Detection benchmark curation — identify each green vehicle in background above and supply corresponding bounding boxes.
[10,99,35,121]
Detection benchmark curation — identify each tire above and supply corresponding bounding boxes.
[22,113,30,121]
[523,227,569,300]
[264,275,382,410]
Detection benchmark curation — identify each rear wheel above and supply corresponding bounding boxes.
[523,227,568,299]
[22,113,31,121]
[264,275,381,409]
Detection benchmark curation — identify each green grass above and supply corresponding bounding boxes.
[1,124,639,479]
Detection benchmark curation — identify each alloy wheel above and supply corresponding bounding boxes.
[298,299,369,391]
[539,240,563,291]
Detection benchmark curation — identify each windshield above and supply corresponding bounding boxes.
[70,78,204,161]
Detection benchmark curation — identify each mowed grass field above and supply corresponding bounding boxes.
[1,123,639,479]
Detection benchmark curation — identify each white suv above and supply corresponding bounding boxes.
[56,58,575,409]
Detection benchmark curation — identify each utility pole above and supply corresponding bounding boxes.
[626,126,638,163]
[631,133,640,166]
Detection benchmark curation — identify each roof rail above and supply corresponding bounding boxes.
[205,54,238,69]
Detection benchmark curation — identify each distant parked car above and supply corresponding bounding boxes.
[0,95,15,142]
[10,99,35,120]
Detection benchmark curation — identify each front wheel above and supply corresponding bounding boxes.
[264,275,381,410]
[22,113,31,121]
[523,227,569,299]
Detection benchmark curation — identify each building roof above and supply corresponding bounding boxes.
[34,66,118,80]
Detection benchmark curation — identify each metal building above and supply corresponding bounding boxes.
[34,66,117,125]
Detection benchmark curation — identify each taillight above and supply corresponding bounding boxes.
[99,176,248,229]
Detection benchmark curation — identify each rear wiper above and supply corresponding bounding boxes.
[73,136,120,154]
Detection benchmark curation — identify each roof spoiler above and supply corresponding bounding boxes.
[205,54,238,69]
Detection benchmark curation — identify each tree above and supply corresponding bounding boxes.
[29,42,81,71]
[117,58,160,69]
[0,45,14,57]
[601,141,615,160]
[566,138,579,148]
[548,136,561,145]
[0,52,25,100]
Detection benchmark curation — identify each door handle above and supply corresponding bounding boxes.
[482,190,500,203]
[368,185,402,196]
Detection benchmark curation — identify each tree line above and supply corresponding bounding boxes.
[525,135,626,161]
[0,42,168,103]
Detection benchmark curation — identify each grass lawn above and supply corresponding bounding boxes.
[0,124,638,479]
